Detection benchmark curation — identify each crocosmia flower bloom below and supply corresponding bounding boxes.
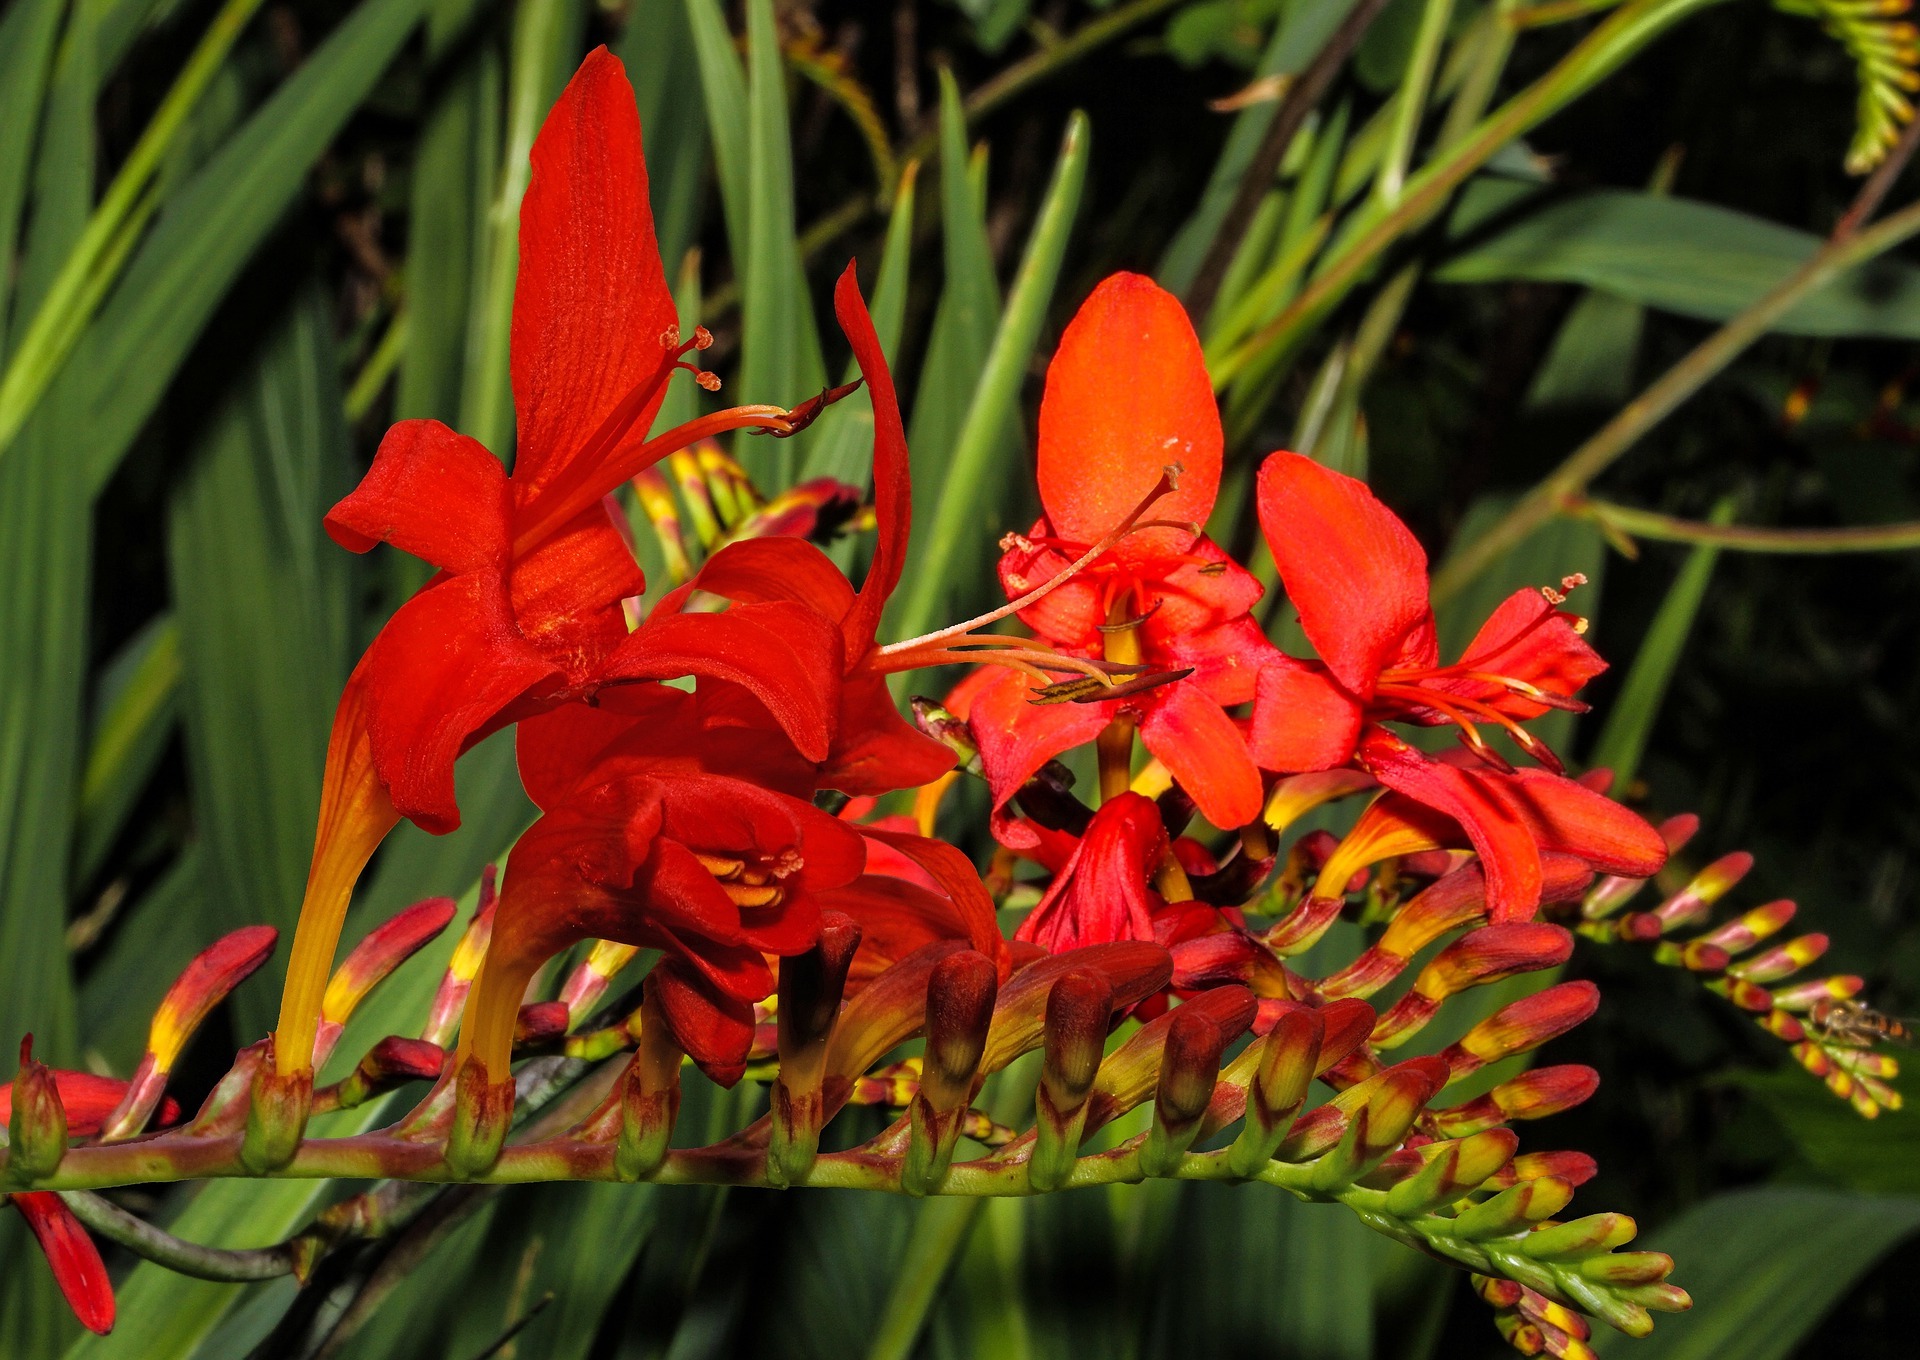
[276,48,813,1076]
[966,273,1278,833]
[1249,452,1665,919]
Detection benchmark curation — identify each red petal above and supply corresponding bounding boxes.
[967,669,1113,820]
[1359,732,1543,922]
[509,501,646,686]
[823,673,956,797]
[860,827,1010,978]
[1038,274,1221,563]
[998,529,1104,651]
[835,264,911,655]
[1255,451,1435,695]
[600,600,843,763]
[510,48,677,503]
[1015,792,1167,951]
[651,958,757,1085]
[691,536,856,620]
[362,574,565,832]
[1439,589,1605,718]
[1250,660,1366,772]
[1138,683,1263,830]
[816,876,977,988]
[514,688,685,810]
[325,420,510,573]
[1501,768,1669,879]
[0,1071,134,1136]
[12,1193,114,1334]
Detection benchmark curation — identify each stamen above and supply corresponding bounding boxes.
[753,379,863,438]
[1096,599,1164,633]
[697,853,744,881]
[724,882,784,908]
[876,471,1180,667]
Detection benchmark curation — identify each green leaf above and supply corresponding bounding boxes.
[900,74,1004,588]
[684,0,749,254]
[801,162,918,486]
[1586,500,1732,787]
[0,0,67,358]
[620,0,707,273]
[166,287,353,1038]
[395,39,500,429]
[73,612,181,886]
[1158,0,1364,295]
[1590,1187,1920,1359]
[74,0,427,497]
[739,0,826,487]
[891,110,1090,642]
[1743,1069,1920,1197]
[1524,289,1647,409]
[1438,190,1920,338]
[77,845,206,1073]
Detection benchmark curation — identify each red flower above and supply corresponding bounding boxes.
[459,685,870,1087]
[965,274,1279,833]
[275,49,833,1076]
[1248,452,1665,919]
[2,1068,139,1335]
[1015,792,1167,953]
[633,265,955,797]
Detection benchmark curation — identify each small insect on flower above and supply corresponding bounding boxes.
[1809,997,1917,1048]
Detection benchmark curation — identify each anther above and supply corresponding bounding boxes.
[661,324,681,348]
[724,882,784,909]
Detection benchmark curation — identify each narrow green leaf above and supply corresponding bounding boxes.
[890,111,1090,642]
[74,0,427,497]
[684,0,749,249]
[1586,500,1733,786]
[801,162,918,485]
[77,845,206,1073]
[0,0,67,358]
[1437,189,1920,338]
[1157,0,1363,293]
[73,613,180,886]
[739,0,826,487]
[867,1200,985,1360]
[395,40,500,428]
[1590,1188,1920,1359]
[904,73,1004,537]
[166,288,353,1038]
[1743,1069,1920,1196]
[620,0,708,272]
[1525,288,1647,409]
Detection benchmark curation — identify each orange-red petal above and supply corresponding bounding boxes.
[1500,768,1669,879]
[12,1193,114,1334]
[1438,589,1605,718]
[1256,451,1436,695]
[325,419,511,573]
[1250,659,1366,772]
[835,262,912,655]
[1038,273,1222,563]
[967,669,1113,821]
[1138,683,1263,830]
[510,47,677,504]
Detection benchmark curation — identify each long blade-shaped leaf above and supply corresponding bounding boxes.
[167,288,354,1038]
[891,109,1090,641]
[1591,1188,1920,1359]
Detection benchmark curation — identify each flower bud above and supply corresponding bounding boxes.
[978,942,1170,1076]
[769,914,862,1187]
[1142,1007,1225,1177]
[1646,851,1751,935]
[514,1001,570,1048]
[317,898,456,1066]
[7,1038,67,1182]
[1699,897,1797,955]
[1451,1175,1576,1239]
[1447,982,1599,1077]
[1227,1002,1322,1177]
[1385,1129,1519,1217]
[1376,926,1573,1047]
[1029,970,1113,1191]
[559,940,641,1026]
[333,1037,446,1111]
[1522,1212,1637,1261]
[12,1191,114,1334]
[904,951,999,1195]
[444,1057,514,1177]
[1725,932,1827,985]
[422,867,498,1049]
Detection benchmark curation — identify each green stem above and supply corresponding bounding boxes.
[344,308,410,421]
[58,1189,297,1281]
[1431,193,1920,600]
[0,0,271,461]
[1374,0,1459,206]
[1575,498,1920,553]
